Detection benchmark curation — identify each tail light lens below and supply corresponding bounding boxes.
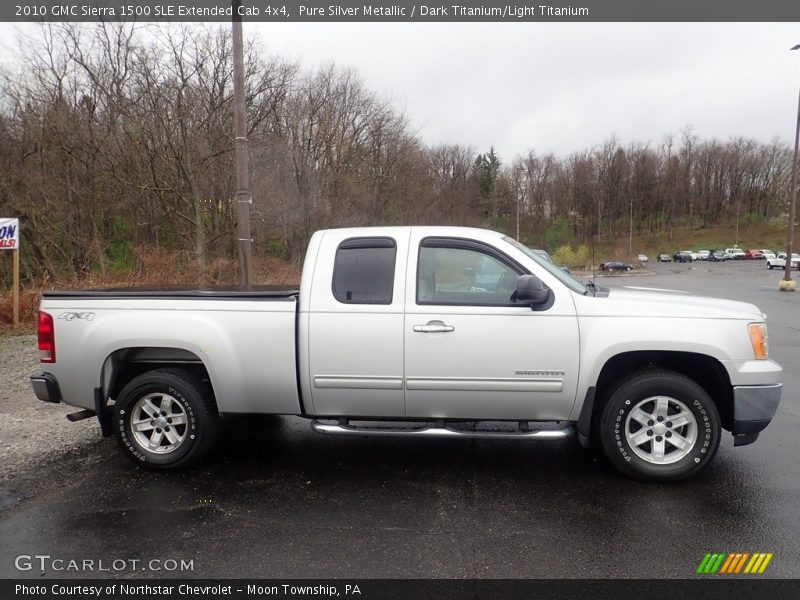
[38,311,56,363]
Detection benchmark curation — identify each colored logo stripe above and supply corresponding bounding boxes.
[697,552,773,574]
[722,553,747,574]
[697,553,726,573]
[719,553,737,573]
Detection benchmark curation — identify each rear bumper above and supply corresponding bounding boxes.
[731,383,781,439]
[30,373,62,404]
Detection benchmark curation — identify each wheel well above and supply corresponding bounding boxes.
[593,351,734,431]
[103,347,212,401]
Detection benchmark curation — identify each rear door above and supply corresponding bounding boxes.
[403,233,580,421]
[304,229,409,418]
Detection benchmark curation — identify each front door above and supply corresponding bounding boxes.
[403,234,579,420]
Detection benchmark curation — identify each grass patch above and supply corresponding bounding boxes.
[595,222,791,262]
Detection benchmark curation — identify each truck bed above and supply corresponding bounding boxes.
[38,286,302,416]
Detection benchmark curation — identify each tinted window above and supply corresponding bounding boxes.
[417,245,521,305]
[332,238,396,304]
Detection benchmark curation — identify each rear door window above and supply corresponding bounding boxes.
[332,238,397,304]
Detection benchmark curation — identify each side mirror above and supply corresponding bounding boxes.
[513,274,551,307]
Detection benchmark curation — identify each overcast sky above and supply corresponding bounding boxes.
[3,22,800,162]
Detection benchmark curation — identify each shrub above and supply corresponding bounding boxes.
[553,244,589,269]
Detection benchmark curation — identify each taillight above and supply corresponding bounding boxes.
[38,311,56,363]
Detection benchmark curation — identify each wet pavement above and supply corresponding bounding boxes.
[1,260,798,578]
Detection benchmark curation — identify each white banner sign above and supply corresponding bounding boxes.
[0,218,19,250]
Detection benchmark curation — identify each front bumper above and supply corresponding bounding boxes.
[730,383,781,444]
[30,373,62,404]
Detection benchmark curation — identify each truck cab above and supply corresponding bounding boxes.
[298,227,580,421]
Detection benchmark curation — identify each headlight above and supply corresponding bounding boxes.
[748,323,768,360]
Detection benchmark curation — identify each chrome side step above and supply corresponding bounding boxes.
[310,419,574,440]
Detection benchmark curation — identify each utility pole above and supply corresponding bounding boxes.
[782,43,800,288]
[515,165,522,241]
[629,198,633,263]
[232,0,253,290]
[735,197,740,247]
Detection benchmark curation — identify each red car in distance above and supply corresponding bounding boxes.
[745,249,764,259]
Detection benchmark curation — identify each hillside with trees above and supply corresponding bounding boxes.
[0,23,795,291]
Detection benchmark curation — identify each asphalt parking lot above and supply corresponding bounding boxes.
[1,259,798,579]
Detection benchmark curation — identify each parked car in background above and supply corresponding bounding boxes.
[745,249,764,260]
[761,249,776,260]
[657,254,672,262]
[709,251,726,262]
[697,250,710,261]
[599,261,632,273]
[690,251,700,261]
[673,251,694,263]
[767,252,800,270]
[725,248,746,260]
[637,253,648,263]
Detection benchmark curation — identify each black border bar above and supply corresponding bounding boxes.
[5,0,800,23]
[4,579,800,600]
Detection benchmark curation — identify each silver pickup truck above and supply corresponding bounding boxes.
[30,226,782,482]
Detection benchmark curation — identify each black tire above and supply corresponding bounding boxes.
[114,368,219,470]
[767,263,773,270]
[599,369,721,482]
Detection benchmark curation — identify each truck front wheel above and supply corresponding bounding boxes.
[113,368,219,470]
[599,369,721,482]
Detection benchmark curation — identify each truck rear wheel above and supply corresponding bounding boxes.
[113,368,219,470]
[599,369,721,482]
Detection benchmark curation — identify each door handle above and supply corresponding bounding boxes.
[413,320,455,333]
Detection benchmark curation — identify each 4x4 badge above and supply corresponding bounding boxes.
[58,312,95,322]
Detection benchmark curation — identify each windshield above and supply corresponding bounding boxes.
[502,236,588,294]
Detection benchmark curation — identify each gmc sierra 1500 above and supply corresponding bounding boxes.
[30,227,782,481]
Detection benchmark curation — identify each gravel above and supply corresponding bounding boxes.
[0,335,100,486]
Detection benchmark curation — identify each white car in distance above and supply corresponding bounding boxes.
[767,252,800,270]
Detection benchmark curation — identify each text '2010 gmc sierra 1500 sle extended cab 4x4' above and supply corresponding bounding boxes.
[30,227,782,482]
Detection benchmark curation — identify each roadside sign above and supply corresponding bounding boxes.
[0,218,19,249]
[1,217,20,327]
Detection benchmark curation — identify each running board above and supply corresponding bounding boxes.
[310,419,574,440]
